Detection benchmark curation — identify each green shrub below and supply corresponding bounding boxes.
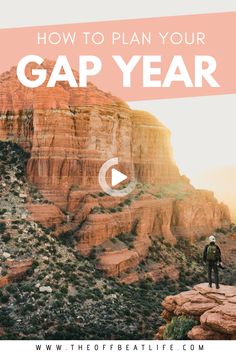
[59,230,75,247]
[92,206,104,214]
[98,192,105,197]
[163,316,198,340]
[0,308,14,327]
[117,232,135,247]
[88,247,97,260]
[0,292,10,304]
[0,222,6,233]
[0,209,7,215]
[2,233,11,242]
[124,199,132,206]
[215,227,227,234]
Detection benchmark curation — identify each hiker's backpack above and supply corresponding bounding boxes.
[206,244,219,262]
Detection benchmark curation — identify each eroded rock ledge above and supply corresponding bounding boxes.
[157,283,236,340]
[0,64,231,278]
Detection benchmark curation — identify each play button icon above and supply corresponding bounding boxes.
[98,157,136,197]
[111,168,127,187]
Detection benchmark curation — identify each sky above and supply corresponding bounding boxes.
[0,0,236,28]
[129,94,236,191]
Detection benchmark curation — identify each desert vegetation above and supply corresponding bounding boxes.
[0,141,235,339]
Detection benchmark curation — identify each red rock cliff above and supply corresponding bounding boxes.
[0,62,181,206]
[0,62,231,277]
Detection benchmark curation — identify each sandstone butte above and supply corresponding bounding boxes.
[157,283,236,340]
[0,60,231,277]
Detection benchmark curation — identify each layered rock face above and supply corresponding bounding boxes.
[132,110,180,184]
[157,283,236,340]
[26,203,65,226]
[0,62,231,278]
[172,190,230,241]
[0,62,181,208]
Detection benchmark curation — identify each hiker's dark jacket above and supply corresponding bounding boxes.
[203,243,222,263]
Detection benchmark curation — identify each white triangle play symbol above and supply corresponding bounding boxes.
[111,168,127,187]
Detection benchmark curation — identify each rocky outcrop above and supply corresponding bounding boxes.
[0,63,231,278]
[172,190,230,241]
[0,259,33,288]
[26,203,65,226]
[77,193,230,275]
[119,263,179,285]
[157,283,236,340]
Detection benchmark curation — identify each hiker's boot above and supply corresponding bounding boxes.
[216,284,220,289]
[208,284,212,288]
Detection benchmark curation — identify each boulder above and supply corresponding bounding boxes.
[156,283,236,340]
[39,286,53,293]
[188,325,228,340]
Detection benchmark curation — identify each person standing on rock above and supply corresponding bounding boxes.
[203,235,222,289]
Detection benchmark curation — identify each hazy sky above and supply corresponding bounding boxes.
[129,94,236,189]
